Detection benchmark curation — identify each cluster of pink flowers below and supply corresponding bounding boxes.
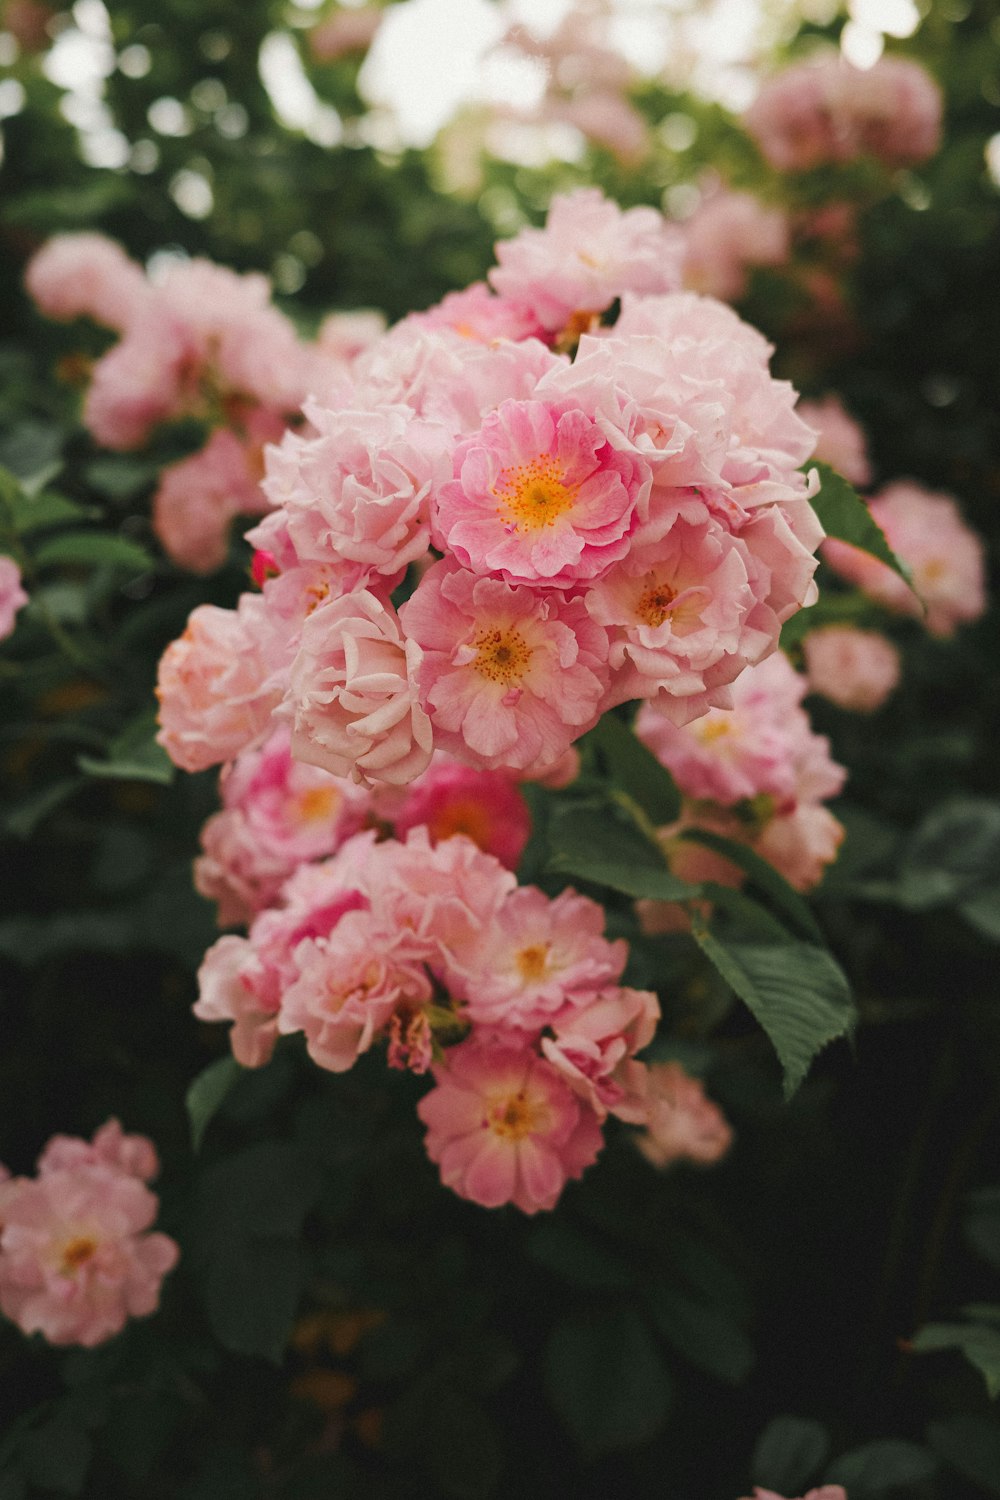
[637,651,846,897]
[0,1120,178,1348]
[823,479,987,639]
[0,556,28,640]
[194,728,532,928]
[24,234,381,573]
[156,189,826,787]
[744,53,942,172]
[196,826,666,1213]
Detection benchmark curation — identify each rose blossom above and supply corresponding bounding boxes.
[156,595,285,772]
[25,232,148,332]
[803,625,901,712]
[288,590,433,786]
[388,757,531,871]
[0,1126,178,1348]
[542,986,660,1121]
[822,480,987,638]
[434,398,650,585]
[400,560,609,773]
[634,1062,733,1169]
[681,187,790,303]
[417,1038,604,1214]
[488,187,684,337]
[152,418,278,575]
[0,557,28,640]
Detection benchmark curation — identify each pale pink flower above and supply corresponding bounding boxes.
[418,1039,604,1213]
[823,480,987,638]
[739,1489,846,1500]
[803,625,901,712]
[400,560,610,773]
[288,590,433,787]
[755,802,845,892]
[447,886,627,1031]
[36,1120,159,1184]
[542,986,660,1121]
[316,309,387,363]
[797,394,872,489]
[435,398,650,585]
[308,5,383,61]
[489,188,684,336]
[0,557,28,640]
[271,402,449,577]
[410,283,545,345]
[744,54,942,171]
[681,188,790,303]
[156,595,285,772]
[389,757,531,870]
[25,233,148,332]
[84,318,194,450]
[635,1062,733,1169]
[0,1133,178,1348]
[277,911,435,1073]
[152,419,277,574]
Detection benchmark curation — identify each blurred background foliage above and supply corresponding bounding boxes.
[1,0,1000,1496]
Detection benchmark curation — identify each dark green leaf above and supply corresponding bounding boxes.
[895,798,1000,911]
[752,1417,830,1493]
[810,461,913,586]
[528,1220,634,1291]
[826,1438,936,1493]
[4,777,86,839]
[689,923,854,1097]
[547,805,695,903]
[646,1282,754,1384]
[929,1414,1000,1495]
[678,825,823,941]
[911,1320,1000,1398]
[544,1306,671,1455]
[34,531,155,573]
[78,713,174,785]
[588,713,681,825]
[22,1420,92,1495]
[965,1189,1000,1271]
[186,1056,244,1153]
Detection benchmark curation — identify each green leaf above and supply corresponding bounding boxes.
[646,1281,754,1385]
[547,805,695,903]
[528,1220,633,1291]
[34,531,155,573]
[22,1419,92,1495]
[77,712,174,786]
[810,461,913,586]
[588,714,681,825]
[929,1414,1000,1495]
[678,826,823,942]
[826,1439,936,1494]
[186,1056,244,1153]
[8,491,97,535]
[689,923,854,1098]
[965,1189,1000,1271]
[752,1416,830,1493]
[544,1306,672,1455]
[4,777,86,839]
[911,1320,1000,1398]
[894,798,1000,916]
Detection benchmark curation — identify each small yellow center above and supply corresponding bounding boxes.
[473,627,531,687]
[486,1090,541,1141]
[920,557,946,584]
[60,1236,98,1275]
[493,455,578,532]
[696,716,733,744]
[636,581,677,628]
[516,943,550,982]
[293,786,340,825]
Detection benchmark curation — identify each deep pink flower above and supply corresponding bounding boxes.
[542,986,659,1121]
[435,398,649,585]
[418,1039,603,1214]
[400,560,610,773]
[389,757,531,870]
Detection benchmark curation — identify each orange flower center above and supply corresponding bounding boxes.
[515,943,550,982]
[293,785,340,825]
[60,1236,98,1274]
[636,580,677,627]
[493,455,578,532]
[487,1089,543,1141]
[430,798,493,851]
[473,627,531,687]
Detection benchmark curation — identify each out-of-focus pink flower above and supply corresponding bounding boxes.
[797,394,872,489]
[288,590,433,787]
[823,480,987,638]
[739,1488,847,1500]
[308,5,383,62]
[489,188,684,337]
[634,1062,733,1169]
[436,398,649,586]
[0,1125,178,1348]
[3,0,54,52]
[83,319,194,450]
[25,233,148,332]
[418,1038,603,1214]
[389,757,531,870]
[156,596,284,772]
[153,416,280,574]
[316,309,387,362]
[744,54,942,171]
[681,188,790,303]
[409,283,546,345]
[803,625,900,712]
[400,560,609,773]
[550,92,649,163]
[445,885,627,1031]
[0,557,28,640]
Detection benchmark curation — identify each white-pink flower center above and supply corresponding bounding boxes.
[493,455,579,532]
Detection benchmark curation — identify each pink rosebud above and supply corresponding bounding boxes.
[803,625,901,712]
[288,590,433,787]
[418,1038,604,1214]
[635,1062,733,1169]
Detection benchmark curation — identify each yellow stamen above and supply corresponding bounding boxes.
[515,943,550,982]
[636,581,677,627]
[493,455,578,532]
[60,1236,98,1275]
[473,627,531,687]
